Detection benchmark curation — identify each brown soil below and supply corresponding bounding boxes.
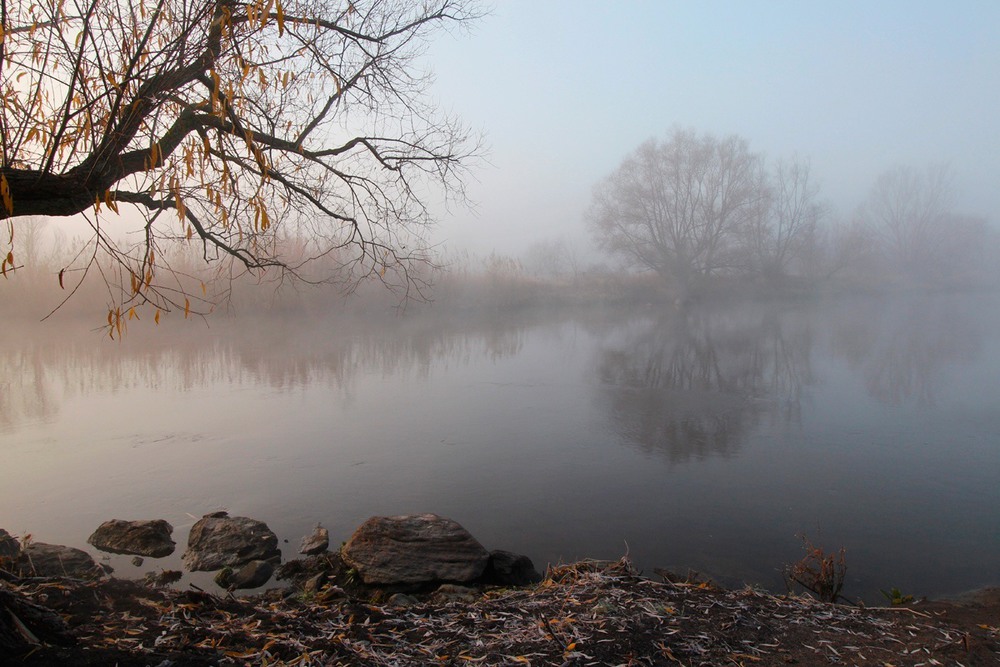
[2,560,999,666]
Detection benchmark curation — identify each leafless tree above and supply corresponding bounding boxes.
[745,157,824,282]
[0,0,479,329]
[859,164,953,278]
[587,128,766,296]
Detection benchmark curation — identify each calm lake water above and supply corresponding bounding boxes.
[2,293,998,601]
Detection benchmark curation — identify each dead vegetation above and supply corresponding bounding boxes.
[2,557,999,666]
[783,536,849,604]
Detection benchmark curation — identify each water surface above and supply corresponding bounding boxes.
[2,293,998,601]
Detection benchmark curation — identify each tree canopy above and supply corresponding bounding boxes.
[0,0,477,327]
[587,128,822,296]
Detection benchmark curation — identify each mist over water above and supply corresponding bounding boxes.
[2,293,999,601]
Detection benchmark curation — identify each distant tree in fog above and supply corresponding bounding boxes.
[587,128,767,295]
[859,164,953,279]
[856,164,997,286]
[744,158,825,282]
[588,129,830,296]
[0,0,479,332]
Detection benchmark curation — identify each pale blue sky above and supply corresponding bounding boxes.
[424,1,1000,255]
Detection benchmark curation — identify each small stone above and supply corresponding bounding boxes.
[432,583,478,603]
[300,524,330,555]
[387,593,419,607]
[214,567,235,588]
[131,556,144,567]
[303,572,328,595]
[226,560,274,589]
[481,550,542,586]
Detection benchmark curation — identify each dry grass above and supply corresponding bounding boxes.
[3,557,999,666]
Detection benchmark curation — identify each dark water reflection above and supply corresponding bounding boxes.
[1,295,997,601]
[598,305,813,462]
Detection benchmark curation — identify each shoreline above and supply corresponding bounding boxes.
[3,557,1000,665]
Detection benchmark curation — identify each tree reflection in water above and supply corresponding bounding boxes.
[0,314,528,433]
[826,296,982,407]
[597,304,814,463]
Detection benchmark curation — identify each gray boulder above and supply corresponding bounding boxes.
[0,529,20,562]
[482,550,543,586]
[342,513,489,586]
[87,519,175,557]
[182,512,281,571]
[299,524,329,555]
[19,543,103,578]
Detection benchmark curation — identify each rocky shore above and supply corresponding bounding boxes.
[2,516,999,665]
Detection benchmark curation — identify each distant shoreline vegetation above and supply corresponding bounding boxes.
[3,245,999,325]
[3,210,999,326]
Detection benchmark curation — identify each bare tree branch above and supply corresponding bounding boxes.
[0,0,481,324]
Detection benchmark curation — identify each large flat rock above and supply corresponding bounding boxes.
[88,519,175,557]
[342,513,489,586]
[18,543,103,579]
[182,512,280,572]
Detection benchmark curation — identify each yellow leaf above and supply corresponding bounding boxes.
[186,225,193,240]
[184,298,190,319]
[200,281,207,296]
[276,0,285,35]
[127,307,137,320]
[154,309,161,325]
[0,174,12,215]
[565,643,577,652]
